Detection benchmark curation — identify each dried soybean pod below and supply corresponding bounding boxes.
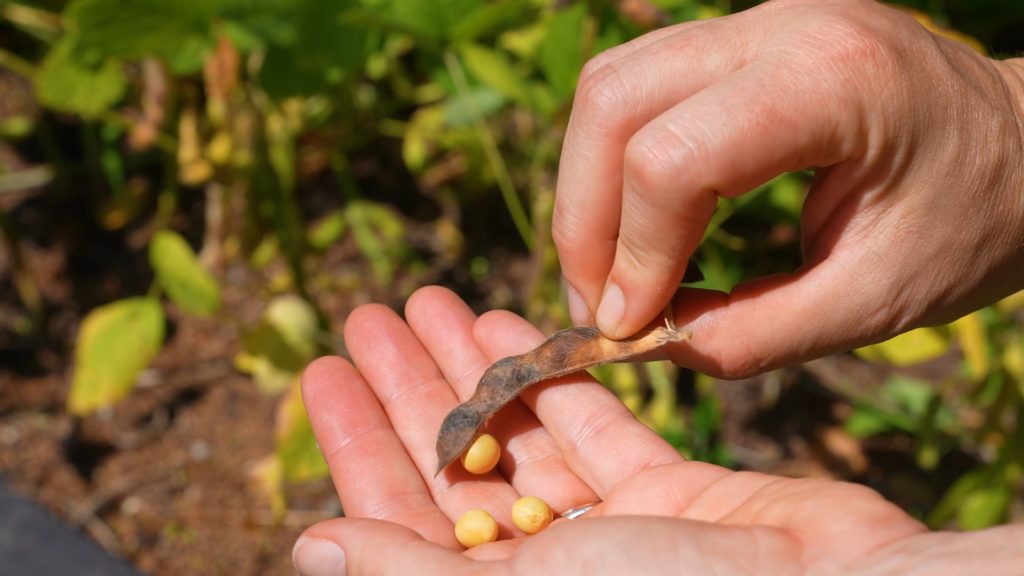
[435,324,689,475]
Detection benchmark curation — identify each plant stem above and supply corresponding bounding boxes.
[0,46,36,79]
[443,50,533,251]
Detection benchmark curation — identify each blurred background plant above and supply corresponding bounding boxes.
[1,0,1022,573]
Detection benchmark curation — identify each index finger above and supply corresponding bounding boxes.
[553,10,756,325]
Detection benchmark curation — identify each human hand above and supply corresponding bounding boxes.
[291,286,963,575]
[554,0,1024,378]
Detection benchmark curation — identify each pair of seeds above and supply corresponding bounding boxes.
[454,433,554,548]
[455,496,554,548]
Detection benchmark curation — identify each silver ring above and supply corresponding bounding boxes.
[561,503,599,520]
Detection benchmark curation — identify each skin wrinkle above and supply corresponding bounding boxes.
[380,374,449,413]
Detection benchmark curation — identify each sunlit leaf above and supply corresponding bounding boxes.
[854,327,951,367]
[881,375,935,418]
[69,297,165,414]
[450,0,534,42]
[844,404,905,438]
[952,312,989,379]
[995,289,1024,314]
[927,467,987,528]
[238,295,319,394]
[345,200,408,286]
[442,86,505,126]
[275,378,329,483]
[307,210,348,251]
[149,230,222,316]
[957,484,1011,530]
[264,294,319,363]
[249,455,286,519]
[460,43,529,106]
[35,35,126,118]
[537,2,588,101]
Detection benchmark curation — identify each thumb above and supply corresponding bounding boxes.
[293,518,475,576]
[665,252,898,378]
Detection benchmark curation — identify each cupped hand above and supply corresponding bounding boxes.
[554,0,1024,377]
[293,286,932,575]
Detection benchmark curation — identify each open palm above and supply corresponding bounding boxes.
[295,286,927,575]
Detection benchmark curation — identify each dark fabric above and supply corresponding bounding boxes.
[0,482,143,576]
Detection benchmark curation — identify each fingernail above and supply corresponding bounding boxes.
[293,537,346,576]
[596,282,625,335]
[566,283,589,326]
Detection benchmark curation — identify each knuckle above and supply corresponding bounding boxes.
[574,59,633,128]
[623,125,699,195]
[812,15,897,74]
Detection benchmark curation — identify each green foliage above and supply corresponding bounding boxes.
[537,2,589,102]
[66,0,214,72]
[149,230,222,316]
[34,35,125,118]
[344,200,409,286]
[69,297,165,414]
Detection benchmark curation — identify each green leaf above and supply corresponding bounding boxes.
[460,43,530,106]
[264,294,319,363]
[69,297,165,414]
[237,295,318,394]
[149,230,222,316]
[345,200,408,286]
[537,3,589,101]
[275,378,329,483]
[957,483,1011,530]
[256,0,374,98]
[449,0,534,42]
[382,0,483,41]
[854,327,952,367]
[34,35,126,118]
[844,404,905,438]
[307,210,348,251]
[880,375,935,419]
[66,0,214,72]
[442,86,505,126]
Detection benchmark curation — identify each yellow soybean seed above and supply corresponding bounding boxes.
[454,508,499,548]
[460,433,500,474]
[511,496,553,534]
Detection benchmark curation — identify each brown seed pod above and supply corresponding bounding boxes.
[435,322,689,475]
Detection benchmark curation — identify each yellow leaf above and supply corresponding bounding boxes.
[854,327,951,367]
[275,378,329,483]
[996,290,1024,314]
[69,298,165,414]
[952,312,989,380]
